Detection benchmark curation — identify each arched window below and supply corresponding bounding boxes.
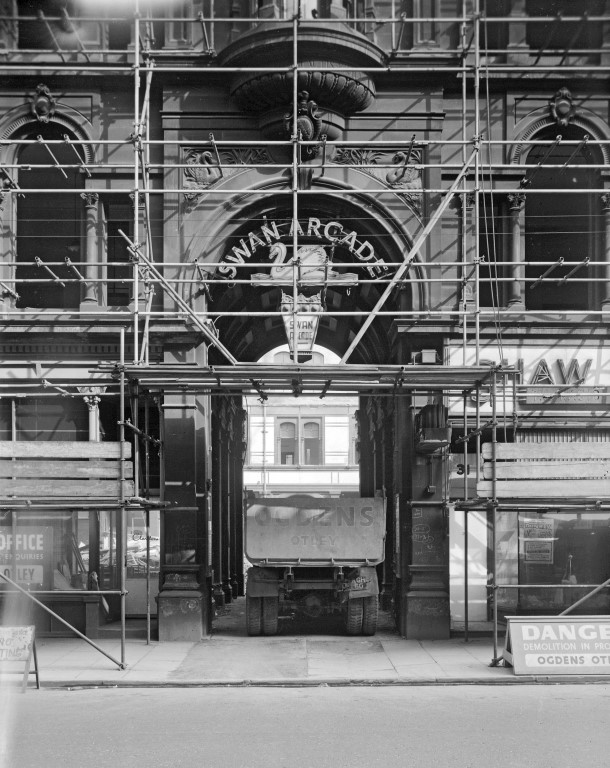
[16,122,85,309]
[279,421,296,465]
[524,126,598,311]
[303,420,321,465]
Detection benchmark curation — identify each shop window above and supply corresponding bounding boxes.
[524,127,597,311]
[11,397,88,441]
[516,511,610,614]
[279,420,297,465]
[16,123,84,309]
[303,420,321,465]
[103,197,132,307]
[525,1,604,53]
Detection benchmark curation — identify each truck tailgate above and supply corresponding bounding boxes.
[245,497,385,565]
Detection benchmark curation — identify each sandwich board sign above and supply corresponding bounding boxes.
[0,625,39,691]
[503,616,610,675]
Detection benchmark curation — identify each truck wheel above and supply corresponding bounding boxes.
[262,596,279,636]
[346,598,363,635]
[361,595,378,636]
[246,594,262,636]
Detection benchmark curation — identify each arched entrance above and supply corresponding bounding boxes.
[197,189,428,636]
[145,173,489,643]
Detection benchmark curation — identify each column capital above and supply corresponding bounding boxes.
[507,192,526,211]
[80,191,99,208]
[601,192,610,211]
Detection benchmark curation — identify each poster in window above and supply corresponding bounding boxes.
[0,526,54,589]
[522,518,555,563]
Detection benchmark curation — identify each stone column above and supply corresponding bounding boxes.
[507,192,526,309]
[456,193,476,314]
[507,0,528,61]
[358,398,375,497]
[157,394,205,641]
[84,393,101,442]
[80,192,99,308]
[601,193,610,311]
[405,403,450,640]
[0,183,16,311]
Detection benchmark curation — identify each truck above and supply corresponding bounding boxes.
[244,495,386,636]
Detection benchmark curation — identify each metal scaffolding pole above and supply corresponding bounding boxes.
[340,145,479,363]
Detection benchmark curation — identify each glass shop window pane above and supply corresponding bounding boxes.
[518,512,610,614]
[15,398,88,441]
[280,421,296,465]
[0,510,88,592]
[303,420,321,465]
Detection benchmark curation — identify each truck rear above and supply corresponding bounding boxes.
[244,495,386,636]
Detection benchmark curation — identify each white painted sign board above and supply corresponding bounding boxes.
[503,616,610,675]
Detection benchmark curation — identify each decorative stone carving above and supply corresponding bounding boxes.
[217,23,384,139]
[334,146,423,211]
[183,146,272,210]
[549,87,575,127]
[31,84,56,122]
[507,192,526,210]
[80,191,99,209]
[163,572,199,590]
[284,91,324,159]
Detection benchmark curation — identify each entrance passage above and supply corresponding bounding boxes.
[215,345,393,637]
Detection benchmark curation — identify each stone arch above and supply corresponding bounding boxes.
[181,172,430,317]
[509,105,610,166]
[0,101,96,166]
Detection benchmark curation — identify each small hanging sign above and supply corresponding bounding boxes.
[280,291,322,355]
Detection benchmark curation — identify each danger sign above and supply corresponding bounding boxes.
[504,616,610,675]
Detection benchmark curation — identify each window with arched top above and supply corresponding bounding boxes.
[303,420,321,465]
[16,122,85,309]
[279,420,297,465]
[524,126,599,311]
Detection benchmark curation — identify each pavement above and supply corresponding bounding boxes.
[3,598,610,689]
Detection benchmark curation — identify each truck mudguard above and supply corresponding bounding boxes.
[348,566,378,598]
[246,566,280,598]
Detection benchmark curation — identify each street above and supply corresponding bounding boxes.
[2,684,609,768]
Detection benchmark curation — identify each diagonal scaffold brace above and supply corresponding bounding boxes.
[118,229,238,365]
[341,141,480,363]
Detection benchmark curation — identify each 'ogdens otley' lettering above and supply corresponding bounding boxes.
[254,506,375,526]
[217,217,389,279]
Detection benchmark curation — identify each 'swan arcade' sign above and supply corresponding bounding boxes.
[216,217,391,280]
[504,616,610,675]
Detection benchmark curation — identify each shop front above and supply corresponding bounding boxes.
[448,339,610,632]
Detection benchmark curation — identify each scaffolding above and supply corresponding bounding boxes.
[0,1,609,656]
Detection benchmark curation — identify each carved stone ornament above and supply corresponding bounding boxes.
[549,87,575,127]
[334,146,423,211]
[507,192,526,211]
[183,146,272,211]
[31,84,56,123]
[284,91,325,160]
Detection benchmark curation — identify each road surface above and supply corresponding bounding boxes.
[2,684,609,768]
